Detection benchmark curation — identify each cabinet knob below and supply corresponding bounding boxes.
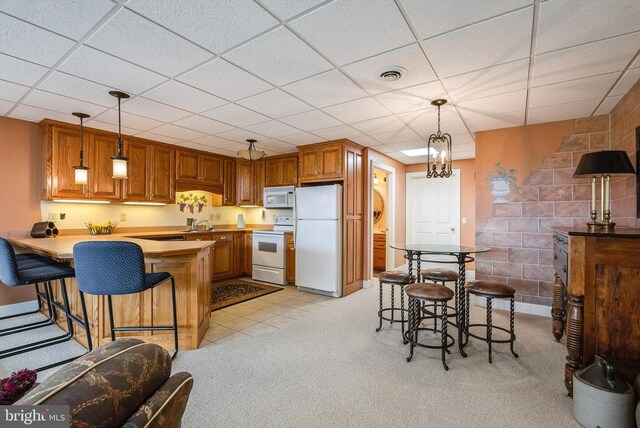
[220,236,226,240]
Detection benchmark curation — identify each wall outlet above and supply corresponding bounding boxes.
[261,210,265,220]
[209,213,215,221]
[59,213,66,220]
[214,213,221,221]
[48,212,59,221]
[120,213,127,222]
[462,217,467,224]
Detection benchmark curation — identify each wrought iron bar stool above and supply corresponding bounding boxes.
[404,283,455,370]
[421,267,459,330]
[73,241,179,359]
[464,280,518,363]
[375,271,415,339]
[0,238,92,371]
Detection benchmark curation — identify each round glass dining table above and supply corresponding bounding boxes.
[389,243,491,357]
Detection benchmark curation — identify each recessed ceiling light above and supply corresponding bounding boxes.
[375,66,406,82]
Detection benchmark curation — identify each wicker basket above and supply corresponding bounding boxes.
[85,221,118,235]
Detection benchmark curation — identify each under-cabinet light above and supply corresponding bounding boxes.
[122,202,167,206]
[52,199,111,204]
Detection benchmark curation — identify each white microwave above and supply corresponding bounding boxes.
[263,186,295,209]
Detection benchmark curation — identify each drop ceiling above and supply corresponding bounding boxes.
[1,0,639,164]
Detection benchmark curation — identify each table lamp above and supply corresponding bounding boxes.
[573,150,636,230]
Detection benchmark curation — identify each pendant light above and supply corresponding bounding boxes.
[238,138,266,161]
[72,112,90,185]
[426,99,453,179]
[109,90,130,179]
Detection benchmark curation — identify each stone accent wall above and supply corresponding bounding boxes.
[475,116,610,307]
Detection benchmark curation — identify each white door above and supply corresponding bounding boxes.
[406,170,461,248]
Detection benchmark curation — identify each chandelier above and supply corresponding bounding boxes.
[426,99,452,178]
[238,139,266,161]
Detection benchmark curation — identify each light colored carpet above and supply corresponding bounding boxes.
[0,285,578,427]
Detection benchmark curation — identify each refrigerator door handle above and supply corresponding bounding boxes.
[293,190,297,248]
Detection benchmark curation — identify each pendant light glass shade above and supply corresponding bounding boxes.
[72,112,90,185]
[109,90,130,179]
[238,139,266,161]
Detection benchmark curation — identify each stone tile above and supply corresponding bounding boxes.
[220,317,257,331]
[512,187,539,202]
[539,249,554,266]
[493,262,522,278]
[261,304,290,315]
[539,217,573,232]
[483,218,508,231]
[242,323,279,337]
[279,308,308,320]
[554,201,590,217]
[297,303,325,312]
[476,231,493,246]
[475,247,508,262]
[493,232,522,247]
[475,274,508,284]
[210,311,240,324]
[553,169,583,185]
[492,203,522,217]
[262,315,296,328]
[523,202,554,217]
[572,151,590,168]
[224,305,257,316]
[541,153,573,169]
[539,281,554,297]
[572,184,592,201]
[539,185,572,202]
[523,264,554,282]
[522,233,552,249]
[204,324,236,342]
[244,310,275,322]
[558,134,589,152]
[508,278,538,295]
[508,248,538,264]
[508,218,539,233]
[475,260,493,275]
[522,170,553,186]
[215,332,250,345]
[521,295,552,306]
[589,132,609,150]
[573,115,608,134]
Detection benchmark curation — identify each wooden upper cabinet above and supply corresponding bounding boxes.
[298,141,345,183]
[45,125,88,199]
[320,145,343,179]
[254,160,265,206]
[175,149,224,192]
[90,134,122,200]
[123,140,150,202]
[175,149,200,183]
[236,159,254,205]
[124,140,175,203]
[223,159,236,206]
[265,155,298,187]
[200,154,223,187]
[149,144,175,203]
[298,148,321,182]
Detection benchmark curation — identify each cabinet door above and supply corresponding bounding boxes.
[200,155,223,186]
[243,233,252,275]
[49,126,89,199]
[123,140,149,201]
[223,159,236,206]
[212,240,233,279]
[286,234,295,285]
[236,160,254,205]
[298,149,320,182]
[281,156,298,185]
[254,160,265,206]
[264,158,282,187]
[320,145,343,179]
[233,234,244,275]
[176,150,200,183]
[91,134,122,200]
[150,145,175,203]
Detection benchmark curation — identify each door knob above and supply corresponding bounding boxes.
[451,227,456,232]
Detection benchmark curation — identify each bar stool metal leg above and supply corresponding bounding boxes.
[0,283,57,336]
[170,277,179,360]
[441,301,449,371]
[376,281,383,332]
[487,297,493,363]
[400,285,405,338]
[390,284,395,325]
[107,295,116,342]
[510,296,518,358]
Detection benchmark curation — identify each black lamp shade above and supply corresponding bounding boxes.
[573,150,636,177]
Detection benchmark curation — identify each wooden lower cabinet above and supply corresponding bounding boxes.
[212,233,234,280]
[243,233,252,275]
[373,233,386,270]
[286,233,295,285]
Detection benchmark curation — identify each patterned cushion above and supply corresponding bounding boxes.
[17,339,172,428]
[145,272,172,288]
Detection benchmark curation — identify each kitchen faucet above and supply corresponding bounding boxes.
[192,219,208,231]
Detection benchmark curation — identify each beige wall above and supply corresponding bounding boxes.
[0,116,42,306]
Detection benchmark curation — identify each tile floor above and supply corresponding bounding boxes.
[202,285,335,346]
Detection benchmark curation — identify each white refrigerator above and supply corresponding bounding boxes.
[295,184,342,297]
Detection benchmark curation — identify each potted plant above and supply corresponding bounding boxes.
[487,162,517,204]
[177,193,208,214]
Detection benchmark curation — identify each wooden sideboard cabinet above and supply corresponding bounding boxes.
[552,227,640,396]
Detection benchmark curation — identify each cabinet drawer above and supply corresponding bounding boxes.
[213,233,234,243]
[373,241,386,250]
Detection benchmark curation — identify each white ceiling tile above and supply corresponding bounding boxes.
[370,129,421,145]
[0,13,75,66]
[127,0,279,54]
[465,110,525,132]
[529,73,619,108]
[0,0,115,40]
[374,81,448,114]
[399,106,462,128]
[0,99,15,115]
[217,128,267,143]
[121,97,191,122]
[238,89,313,118]
[134,131,182,144]
[450,133,476,146]
[224,27,332,86]
[290,0,415,66]
[258,0,326,20]
[280,109,342,131]
[201,103,270,127]
[371,144,395,154]
[322,97,390,123]
[349,135,381,147]
[147,124,206,141]
[311,124,362,140]
[443,59,530,102]
[532,32,640,87]
[0,53,48,86]
[386,139,427,151]
[410,119,470,138]
[400,0,532,40]
[527,100,600,125]
[536,0,640,54]
[278,132,324,145]
[191,135,246,150]
[172,115,235,134]
[9,104,77,123]
[594,95,624,115]
[144,81,226,114]
[0,80,29,102]
[255,139,298,153]
[83,120,140,136]
[350,116,407,134]
[457,90,527,119]
[610,68,640,97]
[22,90,108,116]
[92,109,164,131]
[178,58,273,101]
[87,9,211,77]
[37,72,117,106]
[282,69,368,108]
[58,46,166,94]
[424,7,533,78]
[244,120,301,138]
[342,44,437,94]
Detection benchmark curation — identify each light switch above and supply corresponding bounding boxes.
[462,217,467,224]
[120,213,127,222]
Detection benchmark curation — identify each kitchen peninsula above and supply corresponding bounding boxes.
[9,233,213,351]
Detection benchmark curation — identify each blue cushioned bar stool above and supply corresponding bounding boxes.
[73,241,179,359]
[0,238,93,371]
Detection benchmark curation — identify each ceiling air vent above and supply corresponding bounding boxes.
[375,66,406,81]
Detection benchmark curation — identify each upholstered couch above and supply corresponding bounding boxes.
[17,338,193,428]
